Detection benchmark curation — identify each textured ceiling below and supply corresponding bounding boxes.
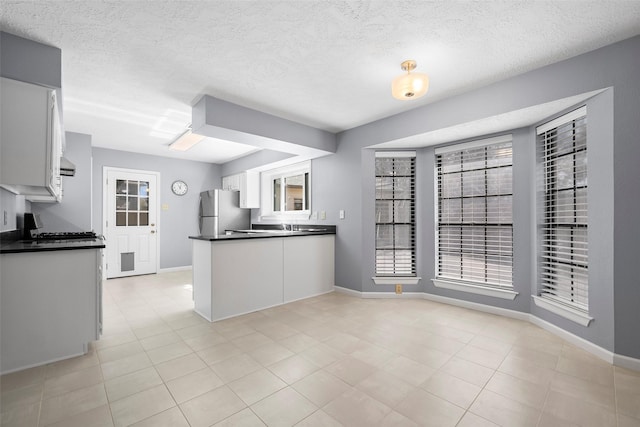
[2,1,640,163]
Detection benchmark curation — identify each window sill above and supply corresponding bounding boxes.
[532,295,593,327]
[372,277,421,285]
[431,278,518,300]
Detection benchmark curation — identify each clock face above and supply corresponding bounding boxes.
[171,180,188,196]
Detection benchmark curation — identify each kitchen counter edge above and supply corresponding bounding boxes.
[1,239,106,254]
[189,230,336,241]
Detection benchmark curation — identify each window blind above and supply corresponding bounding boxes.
[537,107,588,311]
[375,152,416,276]
[435,136,513,288]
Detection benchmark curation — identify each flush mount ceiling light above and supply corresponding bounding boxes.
[168,125,205,151]
[392,60,429,100]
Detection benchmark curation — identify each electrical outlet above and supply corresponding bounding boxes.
[395,284,402,294]
[320,211,326,220]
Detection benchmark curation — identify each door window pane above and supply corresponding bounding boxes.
[114,179,151,227]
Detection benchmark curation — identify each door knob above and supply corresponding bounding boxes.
[150,223,155,226]
[150,230,156,234]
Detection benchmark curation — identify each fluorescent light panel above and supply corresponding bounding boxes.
[169,129,205,151]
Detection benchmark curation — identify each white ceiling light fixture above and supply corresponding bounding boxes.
[392,60,429,100]
[168,126,205,151]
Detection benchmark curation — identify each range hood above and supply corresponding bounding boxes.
[60,157,76,177]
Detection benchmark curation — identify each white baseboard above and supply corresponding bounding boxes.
[528,315,614,364]
[158,265,192,274]
[422,292,530,322]
[333,286,639,371]
[334,286,423,299]
[614,353,640,372]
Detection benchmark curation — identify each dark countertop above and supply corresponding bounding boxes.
[190,225,336,242]
[1,238,106,254]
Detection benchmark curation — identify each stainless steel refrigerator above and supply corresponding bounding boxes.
[198,189,251,236]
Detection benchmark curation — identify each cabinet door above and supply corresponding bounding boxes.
[0,78,62,202]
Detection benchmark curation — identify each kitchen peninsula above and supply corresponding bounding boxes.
[189,226,335,322]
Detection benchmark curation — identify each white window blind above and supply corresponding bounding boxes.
[435,136,513,288]
[375,152,416,276]
[537,107,588,311]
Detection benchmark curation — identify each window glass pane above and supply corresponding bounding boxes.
[487,166,512,195]
[440,198,461,223]
[394,159,413,176]
[441,172,461,198]
[139,212,149,226]
[285,174,304,211]
[375,224,394,249]
[375,158,395,176]
[116,196,127,210]
[376,177,394,199]
[116,180,127,194]
[273,178,281,211]
[375,200,393,223]
[139,181,149,196]
[462,170,485,196]
[128,181,138,196]
[555,155,574,190]
[116,212,126,226]
[304,173,310,210]
[394,177,412,199]
[139,197,149,211]
[394,200,412,223]
[127,212,138,226]
[127,196,138,211]
[394,225,412,248]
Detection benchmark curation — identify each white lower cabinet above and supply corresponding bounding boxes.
[193,235,334,322]
[0,249,102,373]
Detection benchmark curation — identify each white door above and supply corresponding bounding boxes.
[104,168,159,278]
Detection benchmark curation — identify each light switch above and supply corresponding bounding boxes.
[339,210,345,219]
[320,211,326,220]
[161,204,169,211]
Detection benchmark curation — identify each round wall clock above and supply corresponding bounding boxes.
[171,180,188,196]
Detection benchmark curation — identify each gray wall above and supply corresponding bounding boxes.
[91,148,221,269]
[320,36,639,358]
[31,132,93,232]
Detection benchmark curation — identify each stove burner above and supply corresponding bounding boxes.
[35,231,98,241]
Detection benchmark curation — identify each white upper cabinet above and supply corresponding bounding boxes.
[1,77,63,202]
[222,171,260,208]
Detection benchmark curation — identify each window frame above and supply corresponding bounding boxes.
[432,134,518,300]
[260,160,311,220]
[534,106,592,325]
[373,151,418,281]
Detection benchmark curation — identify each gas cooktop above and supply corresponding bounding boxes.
[34,231,99,241]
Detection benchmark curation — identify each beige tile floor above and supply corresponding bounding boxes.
[2,270,640,426]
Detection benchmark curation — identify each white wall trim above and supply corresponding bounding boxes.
[528,315,613,363]
[332,287,639,371]
[372,277,421,285]
[421,291,530,321]
[159,265,192,273]
[613,353,640,372]
[532,295,593,327]
[432,278,518,300]
[334,286,423,299]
